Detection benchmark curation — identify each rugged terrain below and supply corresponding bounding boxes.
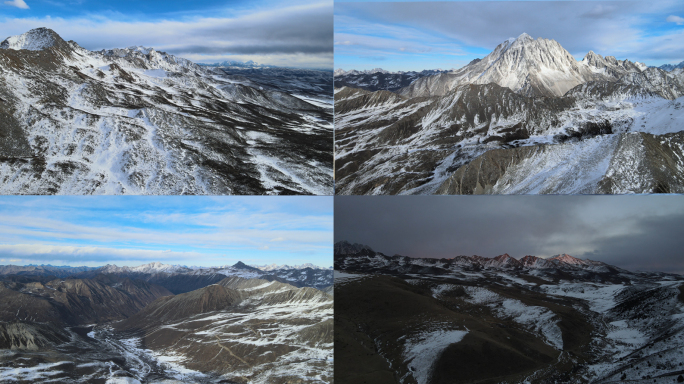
[0,262,333,383]
[335,33,684,194]
[335,241,684,384]
[0,28,333,195]
[334,69,447,93]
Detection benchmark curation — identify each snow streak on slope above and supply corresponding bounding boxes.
[464,286,563,349]
[400,329,468,384]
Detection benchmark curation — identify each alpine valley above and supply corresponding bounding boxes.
[334,33,684,194]
[334,241,684,384]
[0,28,333,195]
[0,261,333,383]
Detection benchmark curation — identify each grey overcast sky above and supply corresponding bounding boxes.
[335,196,684,275]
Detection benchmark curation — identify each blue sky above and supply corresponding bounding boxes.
[0,196,333,268]
[0,0,332,68]
[335,0,684,72]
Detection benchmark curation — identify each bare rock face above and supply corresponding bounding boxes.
[0,28,333,195]
[0,322,70,350]
[0,276,172,326]
[115,283,242,329]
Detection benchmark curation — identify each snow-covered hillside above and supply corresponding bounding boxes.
[0,28,333,195]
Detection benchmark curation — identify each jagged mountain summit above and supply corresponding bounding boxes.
[335,33,684,195]
[334,241,684,384]
[0,27,64,51]
[0,28,333,195]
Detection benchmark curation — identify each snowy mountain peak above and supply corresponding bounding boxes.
[253,263,329,271]
[130,261,178,273]
[127,46,156,55]
[0,27,63,51]
[583,50,603,63]
[548,254,585,265]
[515,32,533,43]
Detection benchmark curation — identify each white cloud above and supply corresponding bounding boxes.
[0,1,332,68]
[667,15,684,25]
[4,0,29,9]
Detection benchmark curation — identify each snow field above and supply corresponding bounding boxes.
[400,329,468,384]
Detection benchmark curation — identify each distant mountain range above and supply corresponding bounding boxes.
[198,59,278,68]
[0,260,333,291]
[334,240,624,274]
[335,33,684,195]
[656,60,684,72]
[334,68,449,92]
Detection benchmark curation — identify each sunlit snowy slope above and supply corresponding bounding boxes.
[0,28,333,195]
[335,34,684,195]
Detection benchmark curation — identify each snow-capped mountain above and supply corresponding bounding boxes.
[335,33,684,195]
[335,241,684,384]
[0,28,333,195]
[0,27,62,51]
[400,33,649,98]
[254,262,332,271]
[109,276,333,383]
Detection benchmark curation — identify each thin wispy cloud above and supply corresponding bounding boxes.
[4,0,29,9]
[0,0,332,68]
[335,0,684,71]
[667,15,684,25]
[0,196,333,268]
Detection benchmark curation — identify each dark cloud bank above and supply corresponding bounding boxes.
[335,196,684,275]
